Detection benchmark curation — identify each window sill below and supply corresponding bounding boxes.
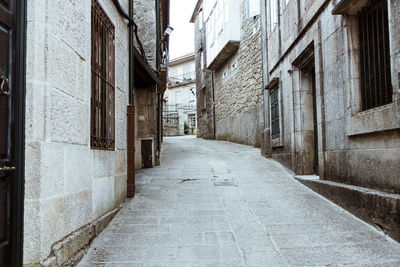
[346,103,400,136]
[332,0,369,15]
[271,136,283,148]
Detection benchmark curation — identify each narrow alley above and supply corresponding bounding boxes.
[78,137,400,266]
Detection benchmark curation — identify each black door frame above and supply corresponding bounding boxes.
[311,66,319,175]
[12,0,27,265]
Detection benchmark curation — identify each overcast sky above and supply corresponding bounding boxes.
[169,0,198,60]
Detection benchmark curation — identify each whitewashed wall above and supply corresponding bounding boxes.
[24,0,129,264]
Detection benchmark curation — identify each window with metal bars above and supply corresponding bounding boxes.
[270,88,280,139]
[91,0,115,150]
[358,0,392,111]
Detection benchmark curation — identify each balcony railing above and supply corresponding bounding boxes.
[168,71,196,86]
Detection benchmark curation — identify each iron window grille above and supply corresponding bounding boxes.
[358,0,392,111]
[91,0,115,150]
[270,87,280,139]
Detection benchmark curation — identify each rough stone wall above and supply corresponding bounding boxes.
[24,0,129,264]
[133,0,165,168]
[263,0,400,193]
[213,0,263,147]
[133,0,157,69]
[163,116,181,136]
[194,5,215,140]
[134,88,159,169]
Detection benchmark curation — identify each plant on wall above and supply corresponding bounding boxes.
[184,121,189,135]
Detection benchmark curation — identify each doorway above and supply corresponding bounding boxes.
[0,0,26,265]
[311,67,319,175]
[141,139,153,168]
[293,44,319,175]
[300,63,319,175]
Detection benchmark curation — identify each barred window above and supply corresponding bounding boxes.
[358,0,392,111]
[91,0,115,150]
[270,88,280,139]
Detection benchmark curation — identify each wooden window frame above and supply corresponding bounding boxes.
[91,0,115,150]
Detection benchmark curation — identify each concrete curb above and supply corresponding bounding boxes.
[39,208,120,267]
[296,176,400,243]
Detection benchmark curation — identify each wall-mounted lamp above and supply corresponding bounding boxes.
[163,25,174,37]
[158,25,174,72]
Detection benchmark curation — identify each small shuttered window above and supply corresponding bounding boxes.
[358,0,392,111]
[270,88,280,139]
[91,0,115,150]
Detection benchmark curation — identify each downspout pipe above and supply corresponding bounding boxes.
[260,0,271,157]
[127,0,135,197]
[155,0,161,155]
[212,71,216,140]
[129,0,134,105]
[111,0,136,197]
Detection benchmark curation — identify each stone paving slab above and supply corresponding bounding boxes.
[78,136,400,266]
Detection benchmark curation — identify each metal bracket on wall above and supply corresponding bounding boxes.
[0,72,10,96]
[0,166,16,172]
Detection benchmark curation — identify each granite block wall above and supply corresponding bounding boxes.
[262,0,400,192]
[24,0,129,264]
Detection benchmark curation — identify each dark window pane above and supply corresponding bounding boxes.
[358,0,392,111]
[270,88,280,139]
[91,0,115,150]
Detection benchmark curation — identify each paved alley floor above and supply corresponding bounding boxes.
[79,136,400,266]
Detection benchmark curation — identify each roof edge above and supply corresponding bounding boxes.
[170,52,195,65]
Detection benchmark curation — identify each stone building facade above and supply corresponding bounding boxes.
[163,53,197,136]
[24,1,129,265]
[190,0,215,140]
[23,0,170,265]
[260,0,400,241]
[133,0,170,169]
[191,0,264,146]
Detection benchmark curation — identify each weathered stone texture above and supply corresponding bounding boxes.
[39,209,119,267]
[78,137,400,266]
[193,6,215,140]
[24,0,129,265]
[133,0,157,69]
[134,88,159,169]
[263,0,400,193]
[163,116,182,136]
[213,0,263,146]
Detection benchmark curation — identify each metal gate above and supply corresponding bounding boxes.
[0,0,26,265]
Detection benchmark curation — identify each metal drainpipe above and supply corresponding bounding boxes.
[155,0,161,155]
[212,70,216,140]
[129,0,134,105]
[127,0,135,197]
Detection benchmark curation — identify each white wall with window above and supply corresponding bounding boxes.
[204,0,241,68]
